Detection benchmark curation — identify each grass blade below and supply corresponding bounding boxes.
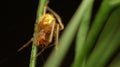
[109,53,120,67]
[75,0,114,66]
[72,0,94,67]
[86,6,120,67]
[44,0,94,67]
[29,0,47,67]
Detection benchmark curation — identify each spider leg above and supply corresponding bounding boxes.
[49,22,55,43]
[43,6,47,15]
[47,7,64,30]
[17,38,33,52]
[43,1,49,15]
[36,44,54,57]
[54,24,60,49]
[36,47,47,57]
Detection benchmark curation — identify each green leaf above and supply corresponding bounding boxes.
[72,0,94,67]
[86,6,120,67]
[44,0,94,67]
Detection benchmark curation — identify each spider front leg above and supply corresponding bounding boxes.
[54,24,60,49]
[48,21,56,43]
[47,7,64,30]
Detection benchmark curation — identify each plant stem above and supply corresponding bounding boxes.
[29,0,47,67]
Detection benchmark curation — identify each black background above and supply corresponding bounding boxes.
[1,0,102,67]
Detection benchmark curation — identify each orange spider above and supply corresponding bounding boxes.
[18,3,64,56]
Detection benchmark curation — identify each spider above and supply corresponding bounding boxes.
[18,2,64,56]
